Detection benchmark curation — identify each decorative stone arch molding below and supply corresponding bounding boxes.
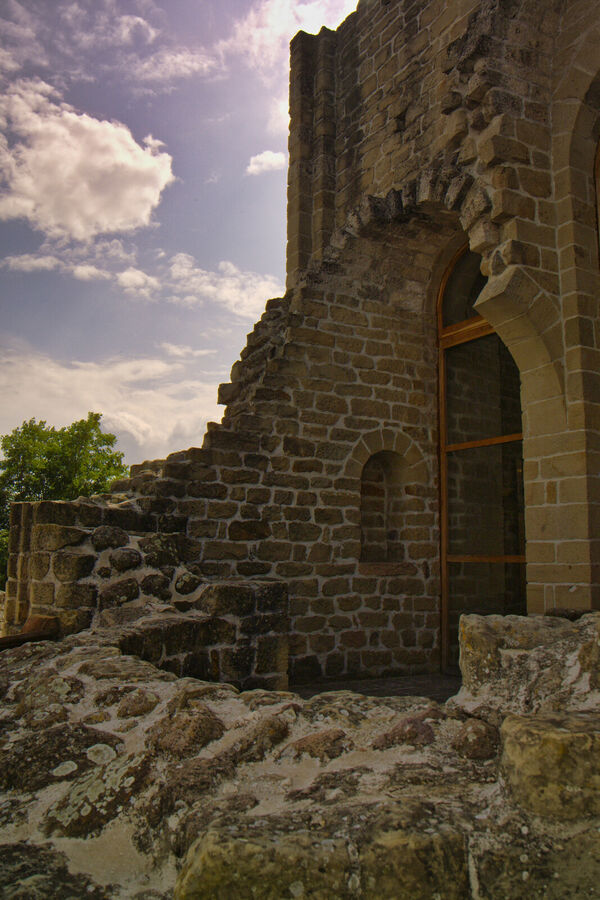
[552,20,600,404]
[474,267,566,423]
[343,428,429,484]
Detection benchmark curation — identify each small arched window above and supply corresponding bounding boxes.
[360,450,405,563]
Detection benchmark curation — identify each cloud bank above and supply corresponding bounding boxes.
[168,254,284,318]
[246,150,287,175]
[2,245,284,315]
[0,79,174,241]
[0,341,224,464]
[219,0,357,76]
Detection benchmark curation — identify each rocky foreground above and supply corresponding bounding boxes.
[1,608,600,898]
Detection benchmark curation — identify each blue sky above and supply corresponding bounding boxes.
[0,0,356,463]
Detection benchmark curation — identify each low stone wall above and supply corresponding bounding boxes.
[4,498,290,690]
[4,497,176,636]
[116,582,289,691]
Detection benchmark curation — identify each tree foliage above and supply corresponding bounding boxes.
[0,413,128,588]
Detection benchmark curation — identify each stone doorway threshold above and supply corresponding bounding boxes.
[293,673,462,703]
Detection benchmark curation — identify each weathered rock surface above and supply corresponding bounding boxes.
[175,803,469,900]
[0,843,113,899]
[501,710,600,819]
[146,707,225,757]
[448,612,600,724]
[1,612,599,898]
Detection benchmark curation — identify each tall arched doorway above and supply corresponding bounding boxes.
[438,247,527,670]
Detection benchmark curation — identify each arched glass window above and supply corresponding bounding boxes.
[438,247,526,670]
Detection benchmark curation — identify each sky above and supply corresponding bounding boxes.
[0,0,357,464]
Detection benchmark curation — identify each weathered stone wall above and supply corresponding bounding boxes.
[3,504,289,689]
[5,0,600,681]
[288,0,600,612]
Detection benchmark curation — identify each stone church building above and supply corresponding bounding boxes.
[3,0,600,684]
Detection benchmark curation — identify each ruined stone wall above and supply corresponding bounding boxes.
[287,0,563,285]
[5,213,455,681]
[289,0,600,612]
[5,0,600,681]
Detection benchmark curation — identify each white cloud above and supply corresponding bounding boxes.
[89,238,137,265]
[246,150,287,175]
[71,264,111,281]
[117,0,356,92]
[123,0,356,91]
[0,342,224,464]
[53,4,159,52]
[2,253,61,272]
[0,4,48,74]
[1,238,139,288]
[168,253,284,319]
[218,0,357,78]
[131,48,219,82]
[0,244,283,316]
[116,266,161,298]
[0,0,357,98]
[116,15,159,46]
[159,342,217,359]
[0,47,20,75]
[143,134,166,152]
[268,95,289,134]
[0,79,174,241]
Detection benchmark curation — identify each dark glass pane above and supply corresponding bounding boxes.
[442,250,487,327]
[446,562,526,668]
[446,334,522,445]
[447,441,525,557]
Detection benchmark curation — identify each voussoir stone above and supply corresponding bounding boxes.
[501,710,600,819]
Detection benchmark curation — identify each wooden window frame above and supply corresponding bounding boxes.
[438,245,525,671]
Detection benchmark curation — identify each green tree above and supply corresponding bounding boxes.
[0,412,128,588]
